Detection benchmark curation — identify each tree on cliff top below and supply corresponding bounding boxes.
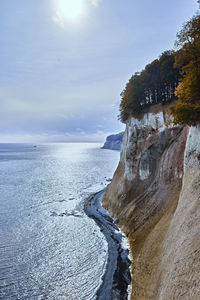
[170,14,200,126]
[119,51,181,122]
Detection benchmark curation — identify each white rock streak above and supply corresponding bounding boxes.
[184,124,200,172]
[121,112,167,181]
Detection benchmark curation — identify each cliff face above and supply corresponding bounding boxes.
[103,111,200,299]
[102,132,124,151]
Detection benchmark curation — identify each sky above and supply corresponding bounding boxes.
[0,0,198,142]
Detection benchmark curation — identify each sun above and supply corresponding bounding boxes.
[56,0,85,22]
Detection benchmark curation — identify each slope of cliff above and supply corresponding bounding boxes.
[103,108,200,299]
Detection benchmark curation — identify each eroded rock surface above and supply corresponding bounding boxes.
[103,111,200,299]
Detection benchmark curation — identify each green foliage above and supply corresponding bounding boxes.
[170,14,200,126]
[119,51,181,122]
[170,101,200,126]
[119,12,200,125]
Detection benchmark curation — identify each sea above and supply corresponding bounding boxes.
[0,143,120,300]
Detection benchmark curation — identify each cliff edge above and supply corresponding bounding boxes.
[103,108,200,299]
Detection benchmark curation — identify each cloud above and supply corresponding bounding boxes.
[52,15,65,28]
[90,0,102,7]
[0,130,114,143]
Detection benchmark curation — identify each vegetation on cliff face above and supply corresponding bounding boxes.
[119,12,200,125]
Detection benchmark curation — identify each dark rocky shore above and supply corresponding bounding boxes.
[84,190,131,300]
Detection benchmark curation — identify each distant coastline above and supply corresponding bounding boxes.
[101,132,124,151]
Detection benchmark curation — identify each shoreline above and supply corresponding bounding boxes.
[84,189,131,300]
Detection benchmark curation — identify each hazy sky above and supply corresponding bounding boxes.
[0,0,198,142]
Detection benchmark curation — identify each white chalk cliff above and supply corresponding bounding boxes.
[103,107,200,299]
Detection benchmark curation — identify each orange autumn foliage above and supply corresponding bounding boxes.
[170,14,200,125]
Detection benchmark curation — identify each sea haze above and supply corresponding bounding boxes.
[0,143,120,300]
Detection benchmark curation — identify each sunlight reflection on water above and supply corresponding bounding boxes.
[0,143,119,299]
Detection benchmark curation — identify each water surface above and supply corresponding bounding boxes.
[0,143,119,300]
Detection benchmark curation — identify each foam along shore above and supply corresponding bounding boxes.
[84,190,131,300]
